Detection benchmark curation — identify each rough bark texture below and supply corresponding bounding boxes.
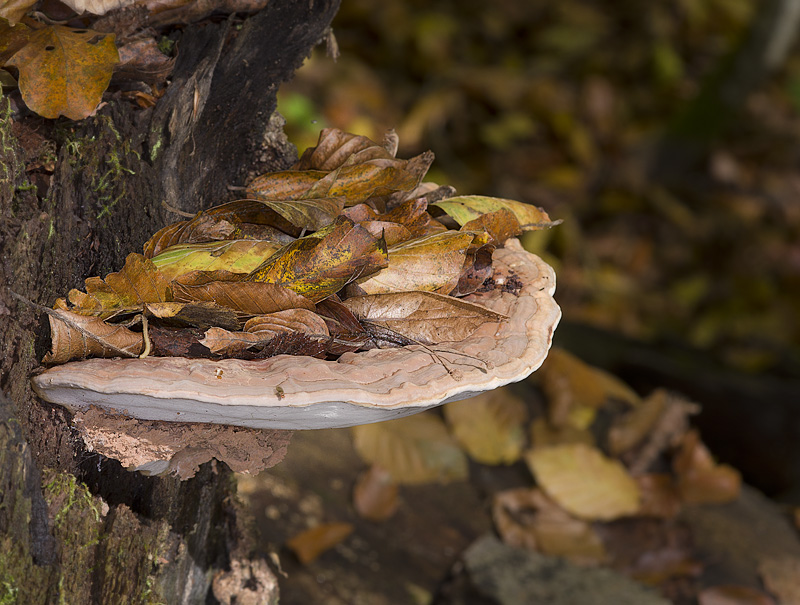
[0,0,340,602]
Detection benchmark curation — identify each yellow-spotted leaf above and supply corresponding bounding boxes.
[443,389,528,465]
[7,25,119,120]
[524,443,640,521]
[65,253,170,318]
[152,240,283,282]
[433,195,559,231]
[352,231,473,295]
[247,216,388,302]
[352,412,468,485]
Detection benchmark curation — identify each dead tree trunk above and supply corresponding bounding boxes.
[0,0,339,602]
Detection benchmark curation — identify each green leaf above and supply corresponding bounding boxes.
[152,240,283,282]
[7,24,119,120]
[433,195,559,231]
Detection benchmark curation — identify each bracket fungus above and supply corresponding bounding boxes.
[32,239,560,431]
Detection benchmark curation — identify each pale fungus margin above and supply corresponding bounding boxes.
[32,240,560,431]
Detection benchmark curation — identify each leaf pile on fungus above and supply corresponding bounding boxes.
[43,128,560,366]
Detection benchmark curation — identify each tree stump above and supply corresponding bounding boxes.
[0,0,340,601]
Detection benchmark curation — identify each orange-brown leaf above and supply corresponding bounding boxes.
[286,522,354,565]
[44,307,142,363]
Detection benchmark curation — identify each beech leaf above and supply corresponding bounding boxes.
[433,195,559,231]
[7,25,119,120]
[443,389,528,465]
[247,216,388,302]
[352,231,473,296]
[152,240,283,282]
[252,196,345,231]
[66,253,171,319]
[352,412,468,485]
[524,443,641,521]
[294,128,395,171]
[172,274,315,316]
[44,307,143,364]
[460,208,523,246]
[342,290,506,345]
[200,309,329,355]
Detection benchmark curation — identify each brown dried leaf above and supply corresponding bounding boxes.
[7,25,119,120]
[353,465,399,522]
[608,390,669,456]
[200,309,329,355]
[172,273,315,316]
[539,348,640,429]
[461,208,523,246]
[351,231,473,296]
[294,128,393,171]
[379,197,448,238]
[254,196,345,231]
[144,301,240,331]
[44,307,143,363]
[286,522,354,565]
[443,389,528,465]
[247,216,388,303]
[352,412,468,485]
[114,38,173,84]
[450,243,494,297]
[525,443,640,521]
[673,430,741,504]
[66,253,171,319]
[635,474,682,519]
[342,290,506,345]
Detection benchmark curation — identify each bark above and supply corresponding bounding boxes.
[0,0,339,602]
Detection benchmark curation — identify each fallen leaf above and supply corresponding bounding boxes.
[294,127,394,170]
[698,585,776,605]
[342,290,506,345]
[433,195,558,231]
[352,412,468,485]
[286,522,354,565]
[443,388,528,465]
[450,243,494,297]
[114,38,174,84]
[66,253,171,319]
[253,196,345,231]
[529,417,595,449]
[144,301,240,331]
[60,0,136,15]
[358,220,413,246]
[538,348,640,429]
[7,25,119,120]
[673,430,741,504]
[200,309,329,355]
[353,465,399,522]
[0,12,33,37]
[492,488,606,565]
[608,390,669,456]
[460,208,523,246]
[758,557,800,605]
[44,307,142,363]
[143,200,297,258]
[379,197,448,239]
[351,231,473,295]
[635,474,681,519]
[247,216,388,302]
[152,240,283,282]
[525,443,640,521]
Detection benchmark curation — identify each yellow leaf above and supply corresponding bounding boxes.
[152,240,283,282]
[443,389,528,465]
[7,25,119,120]
[524,443,640,521]
[433,195,559,231]
[352,412,468,485]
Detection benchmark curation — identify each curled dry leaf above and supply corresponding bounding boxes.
[253,196,345,231]
[538,347,640,429]
[353,465,399,522]
[608,390,669,456]
[247,216,389,302]
[200,309,329,355]
[342,290,506,345]
[294,127,393,171]
[7,25,119,120]
[525,443,640,521]
[152,240,283,282]
[0,1,36,25]
[460,208,523,246]
[44,307,143,364]
[144,301,240,331]
[443,388,528,465]
[114,37,174,84]
[492,488,606,565]
[352,412,468,485]
[172,272,315,316]
[286,522,354,565]
[66,253,170,319]
[351,231,473,296]
[673,429,741,504]
[450,243,494,297]
[433,195,559,231]
[635,474,681,519]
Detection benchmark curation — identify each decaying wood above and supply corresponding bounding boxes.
[0,0,339,601]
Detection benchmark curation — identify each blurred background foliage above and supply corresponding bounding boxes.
[278,0,800,376]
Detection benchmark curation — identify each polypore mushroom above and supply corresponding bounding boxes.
[32,239,560,430]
